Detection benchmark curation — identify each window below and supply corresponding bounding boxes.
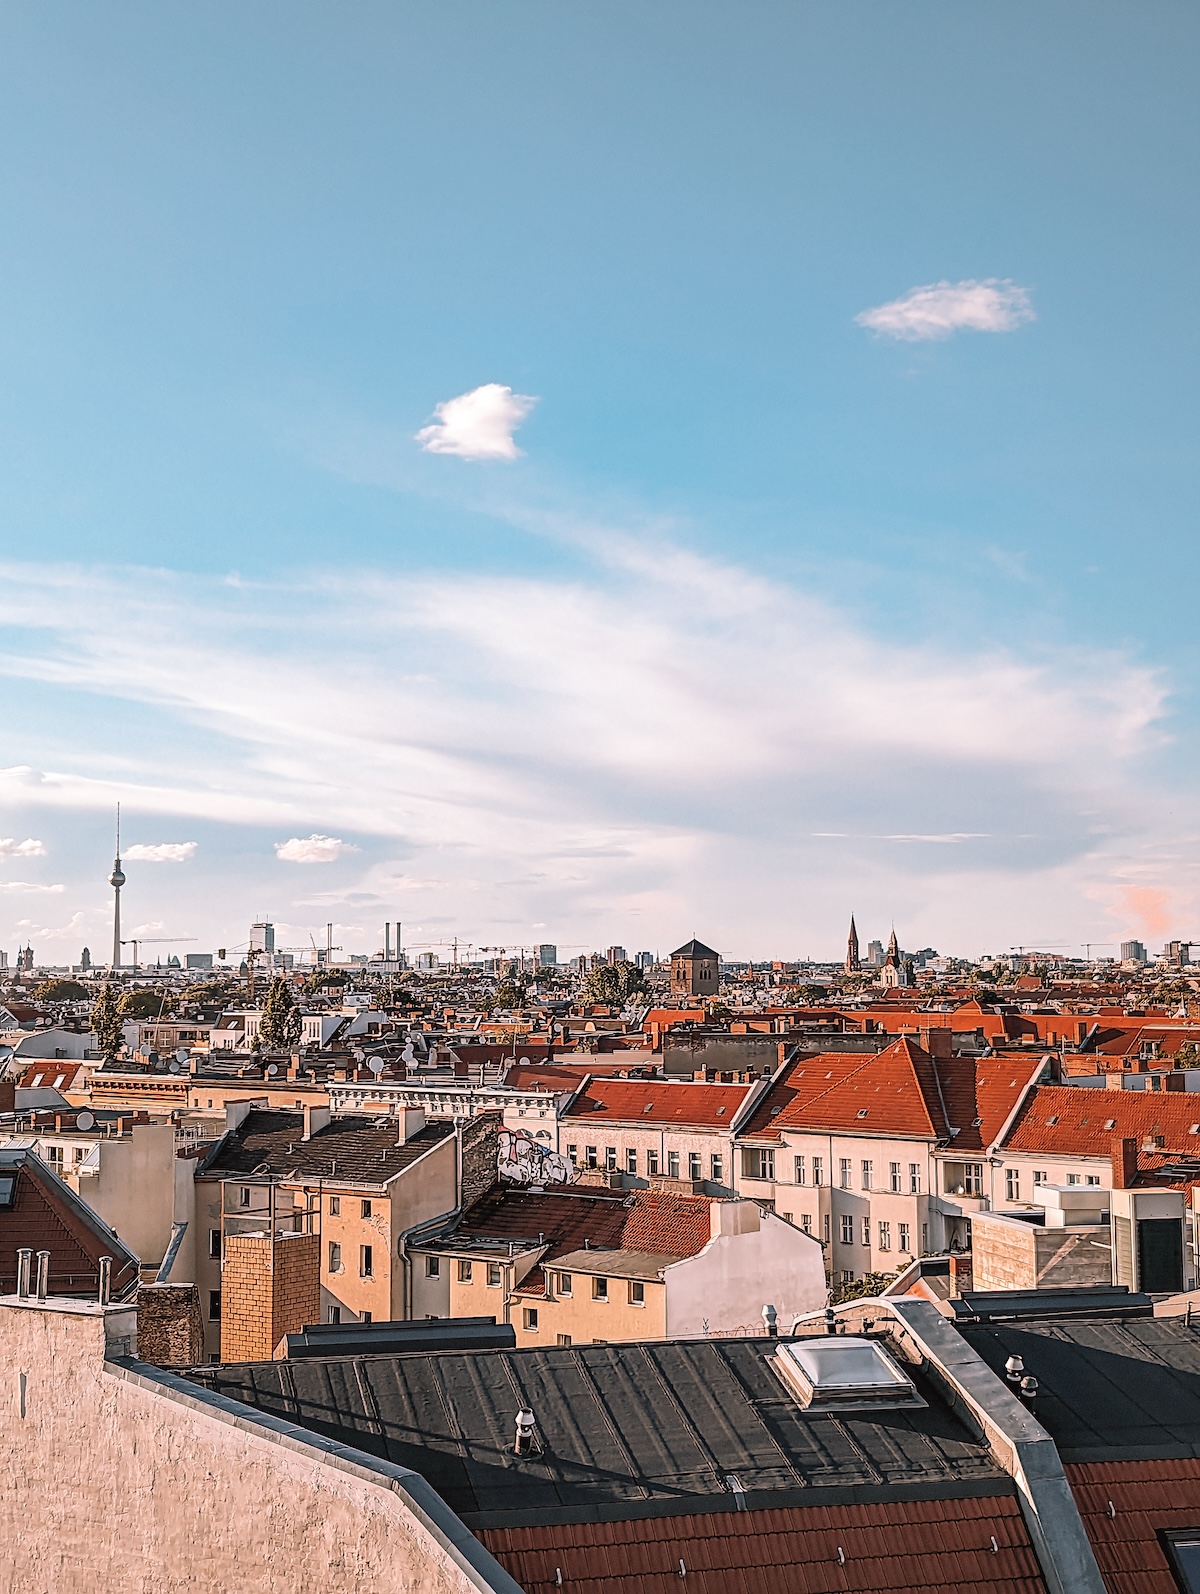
[567,1143,578,1165]
[964,1163,984,1195]
[1067,1173,1080,1186]
[839,1159,851,1189]
[523,1307,539,1331]
[1161,1529,1200,1594]
[629,1280,645,1306]
[812,1157,824,1187]
[328,1306,341,1324]
[360,1245,373,1278]
[557,1334,573,1346]
[557,1272,572,1296]
[487,1262,502,1287]
[592,1277,608,1301]
[1086,1175,1101,1186]
[710,1154,723,1182]
[361,1312,372,1324]
[861,1160,873,1191]
[741,1147,773,1180]
[782,1211,793,1224]
[879,1222,891,1251]
[909,1164,921,1194]
[425,1255,440,1278]
[921,1223,928,1252]
[328,1241,342,1273]
[328,1196,340,1216]
[794,1155,806,1185]
[801,1214,812,1233]
[861,1218,871,1247]
[1033,1170,1047,1185]
[458,1259,473,1283]
[667,1151,680,1179]
[1005,1168,1020,1202]
[899,1222,911,1252]
[890,1162,901,1193]
[209,1229,222,1259]
[208,1290,221,1321]
[361,1199,372,1219]
[626,1147,638,1174]
[646,1149,660,1175]
[239,1187,252,1209]
[688,1152,701,1180]
[606,1146,617,1171]
[586,1146,598,1169]
[840,1214,854,1244]
[840,1271,854,1285]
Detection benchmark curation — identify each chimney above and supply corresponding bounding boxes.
[919,1026,953,1059]
[224,1097,267,1135]
[0,1079,14,1114]
[396,1106,426,1145]
[302,1104,331,1141]
[710,1200,760,1240]
[1112,1136,1138,1190]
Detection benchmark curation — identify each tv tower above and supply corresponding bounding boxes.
[109,805,126,969]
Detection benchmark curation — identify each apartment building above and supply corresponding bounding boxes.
[558,1076,756,1192]
[413,1183,825,1343]
[733,1038,1046,1280]
[194,1103,466,1358]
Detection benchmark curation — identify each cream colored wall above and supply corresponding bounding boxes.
[447,1262,667,1345]
[64,1123,177,1268]
[560,1122,734,1185]
[0,1296,517,1594]
[664,1208,826,1336]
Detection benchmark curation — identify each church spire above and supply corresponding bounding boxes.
[844,915,860,974]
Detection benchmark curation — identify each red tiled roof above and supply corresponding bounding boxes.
[448,1185,714,1265]
[740,1038,951,1141]
[564,1078,750,1129]
[1001,1085,1200,1159]
[476,1494,1048,1594]
[1067,1457,1200,1594]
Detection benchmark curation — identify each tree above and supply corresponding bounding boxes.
[91,983,125,1061]
[259,976,303,1050]
[583,960,647,1007]
[119,987,175,1020]
[830,1267,905,1306]
[305,967,346,994]
[784,984,826,1006]
[34,978,88,1002]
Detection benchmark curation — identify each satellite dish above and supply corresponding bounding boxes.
[76,1110,95,1131]
[266,1064,278,1077]
[167,1061,180,1074]
[352,1048,365,1064]
[176,1048,189,1064]
[517,1056,530,1067]
[369,1059,385,1077]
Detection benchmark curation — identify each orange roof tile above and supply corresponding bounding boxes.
[564,1078,750,1129]
[1001,1085,1200,1159]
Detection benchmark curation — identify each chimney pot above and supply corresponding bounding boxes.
[1113,1136,1139,1190]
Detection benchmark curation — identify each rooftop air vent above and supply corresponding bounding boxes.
[773,1336,926,1414]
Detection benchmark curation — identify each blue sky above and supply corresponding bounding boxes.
[0,3,1196,964]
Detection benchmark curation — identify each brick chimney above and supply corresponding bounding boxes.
[919,1026,953,1059]
[0,1079,14,1114]
[1112,1136,1138,1190]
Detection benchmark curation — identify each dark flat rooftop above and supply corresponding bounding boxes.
[188,1335,1009,1529]
[961,1315,1200,1461]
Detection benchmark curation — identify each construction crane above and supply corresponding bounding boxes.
[1082,942,1115,960]
[120,936,196,971]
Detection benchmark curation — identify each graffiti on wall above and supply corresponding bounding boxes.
[497,1128,577,1187]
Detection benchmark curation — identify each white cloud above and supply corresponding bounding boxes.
[275,834,359,864]
[0,881,64,894]
[124,841,197,863]
[416,384,537,461]
[0,836,46,858]
[855,279,1034,341]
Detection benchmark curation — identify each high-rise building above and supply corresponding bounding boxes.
[537,944,557,968]
[1120,940,1147,964]
[635,951,654,970]
[606,945,627,965]
[250,922,276,954]
[866,939,884,967]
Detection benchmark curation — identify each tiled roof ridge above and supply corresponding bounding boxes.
[764,1035,939,1136]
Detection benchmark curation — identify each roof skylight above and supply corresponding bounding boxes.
[774,1337,925,1414]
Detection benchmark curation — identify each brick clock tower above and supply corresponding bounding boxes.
[670,939,720,998]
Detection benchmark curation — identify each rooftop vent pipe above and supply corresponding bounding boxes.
[1005,1354,1025,1386]
[98,1255,112,1307]
[762,1303,778,1337]
[16,1247,32,1298]
[35,1250,49,1301]
[514,1409,536,1456]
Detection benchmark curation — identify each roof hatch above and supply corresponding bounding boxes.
[773,1336,926,1414]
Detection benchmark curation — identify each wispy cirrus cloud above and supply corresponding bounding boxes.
[416,383,537,461]
[856,278,1034,341]
[124,841,197,862]
[275,834,359,864]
